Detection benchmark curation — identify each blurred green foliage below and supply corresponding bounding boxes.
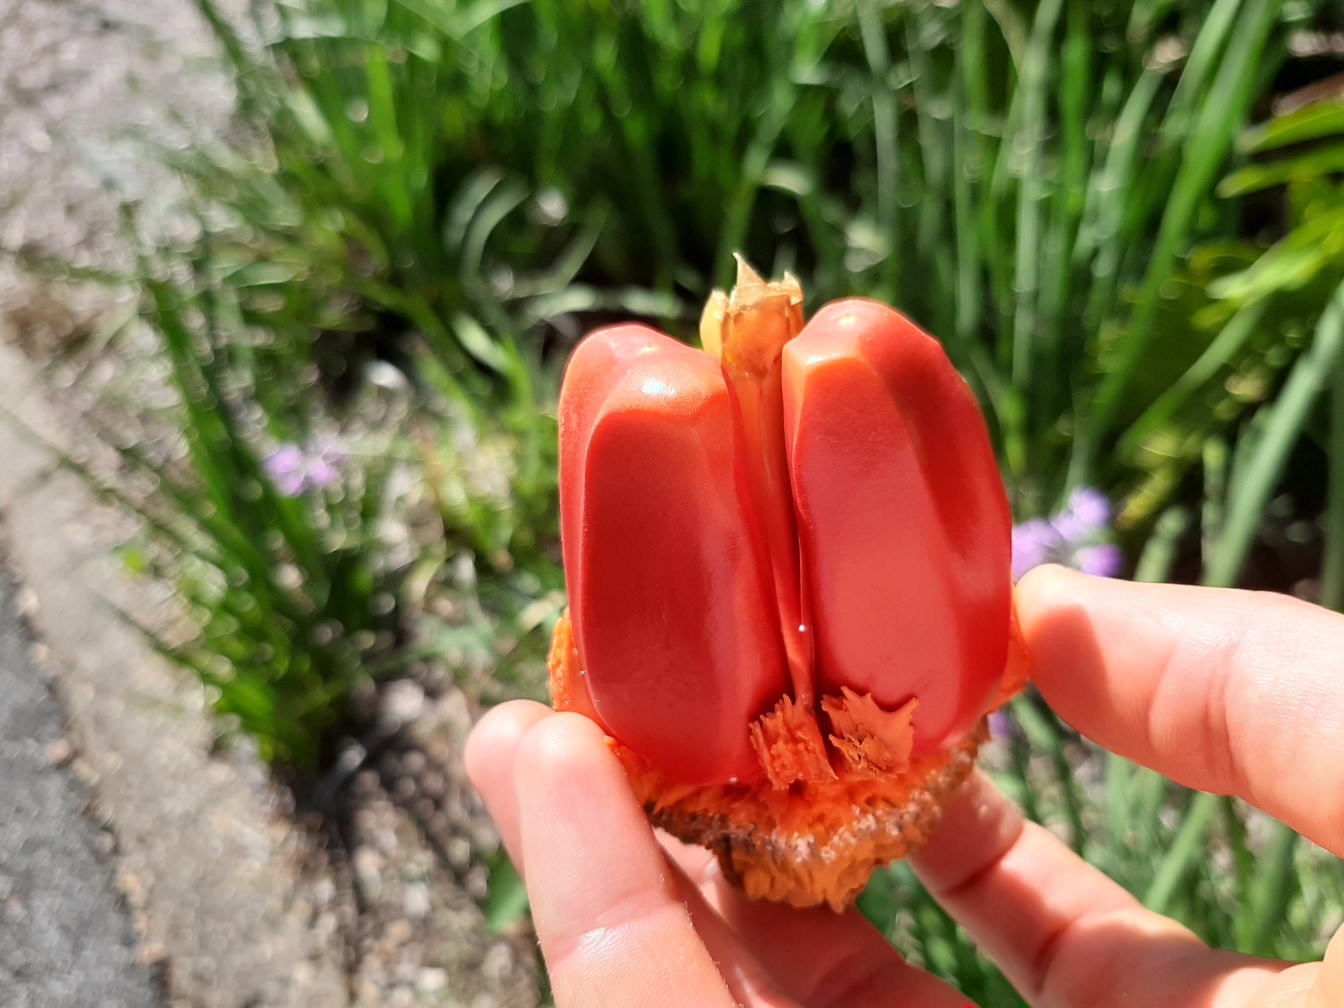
[185,0,1344,517]
[69,0,1344,1000]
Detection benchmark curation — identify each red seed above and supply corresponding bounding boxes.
[782,299,1012,755]
[559,326,789,785]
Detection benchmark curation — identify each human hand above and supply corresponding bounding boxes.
[465,699,975,1007]
[909,565,1343,1008]
[465,565,1344,1007]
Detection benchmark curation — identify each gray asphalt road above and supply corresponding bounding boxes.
[0,565,162,1008]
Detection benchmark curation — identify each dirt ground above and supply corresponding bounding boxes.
[0,2,543,1005]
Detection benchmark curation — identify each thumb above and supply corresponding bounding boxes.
[1308,925,1343,1008]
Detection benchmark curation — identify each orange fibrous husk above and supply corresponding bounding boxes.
[821,688,918,778]
[991,603,1033,709]
[546,612,1017,911]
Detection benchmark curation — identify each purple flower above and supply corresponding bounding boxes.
[263,444,307,497]
[306,438,348,489]
[1054,487,1111,542]
[988,708,1017,741]
[1075,543,1124,578]
[1012,487,1123,581]
[263,438,347,497]
[1011,519,1063,581]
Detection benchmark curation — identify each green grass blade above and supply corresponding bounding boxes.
[1076,67,1164,336]
[858,0,901,303]
[1134,504,1191,583]
[1012,696,1087,855]
[1240,98,1344,154]
[364,45,413,232]
[1145,790,1219,915]
[1159,0,1243,143]
[1235,820,1301,955]
[1206,280,1344,588]
[1118,299,1269,460]
[952,10,985,356]
[1219,143,1344,197]
[1202,436,1229,568]
[1105,753,1134,851]
[1090,0,1285,442]
[1034,0,1090,414]
[1322,333,1344,612]
[715,86,793,291]
[1009,0,1064,391]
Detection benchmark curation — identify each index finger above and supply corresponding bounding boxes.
[508,712,743,1008]
[1015,565,1344,856]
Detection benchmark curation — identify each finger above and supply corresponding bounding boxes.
[663,856,807,1008]
[463,699,551,872]
[1310,924,1344,1008]
[661,833,976,1008]
[511,711,740,1008]
[471,706,802,1007]
[911,772,1292,1008]
[1156,926,1341,1008]
[1016,566,1344,856]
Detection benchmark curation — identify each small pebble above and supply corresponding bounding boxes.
[382,681,425,725]
[404,882,431,920]
[385,919,413,945]
[402,751,426,775]
[446,838,471,872]
[44,738,73,766]
[481,943,513,982]
[416,967,448,993]
[464,865,488,900]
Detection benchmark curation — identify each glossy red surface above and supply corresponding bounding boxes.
[559,326,790,785]
[782,300,1012,755]
[558,300,1012,782]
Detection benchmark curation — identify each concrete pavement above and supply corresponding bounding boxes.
[0,565,163,1008]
